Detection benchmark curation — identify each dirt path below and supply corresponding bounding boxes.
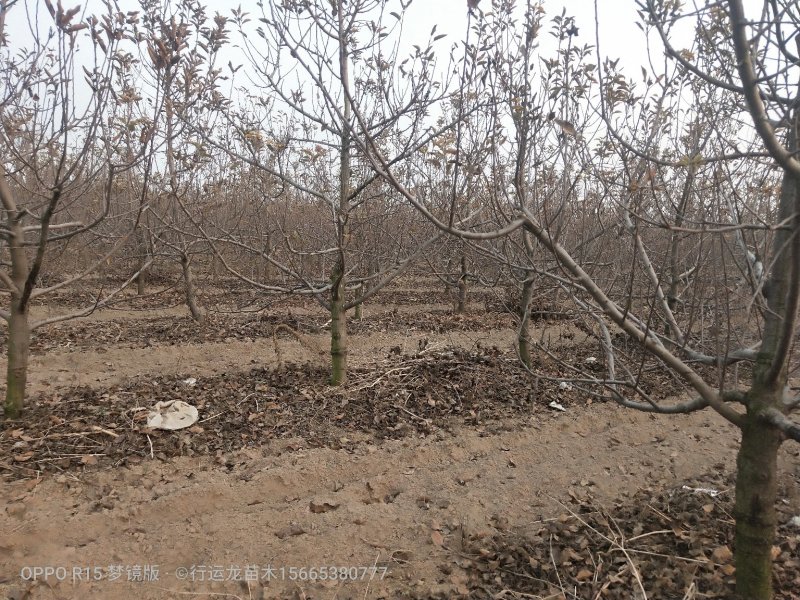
[3,300,798,599]
[6,300,587,396]
[2,328,527,395]
[4,402,786,600]
[28,306,191,323]
[28,301,495,323]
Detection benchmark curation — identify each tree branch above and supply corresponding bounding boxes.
[727,0,800,178]
[520,210,745,427]
[762,408,800,442]
[31,259,154,330]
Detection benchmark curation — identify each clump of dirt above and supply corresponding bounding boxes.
[419,474,800,599]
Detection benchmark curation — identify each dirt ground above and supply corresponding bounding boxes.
[1,287,799,599]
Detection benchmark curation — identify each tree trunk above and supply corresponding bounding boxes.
[330,260,347,385]
[211,254,220,284]
[456,256,468,313]
[665,154,695,337]
[330,0,350,387]
[4,299,30,418]
[135,231,148,295]
[734,404,782,600]
[518,276,534,368]
[136,268,146,295]
[731,122,797,600]
[444,256,454,295]
[181,255,203,322]
[354,282,363,320]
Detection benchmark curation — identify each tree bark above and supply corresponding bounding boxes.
[135,230,148,295]
[181,255,203,322]
[731,117,798,600]
[4,299,30,418]
[2,185,33,418]
[329,0,351,386]
[666,166,693,336]
[136,265,146,295]
[456,256,468,313]
[354,282,363,321]
[518,275,535,368]
[330,259,347,385]
[734,405,781,600]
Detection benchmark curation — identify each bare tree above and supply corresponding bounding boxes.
[132,0,232,322]
[187,0,452,384]
[0,2,148,417]
[347,1,799,597]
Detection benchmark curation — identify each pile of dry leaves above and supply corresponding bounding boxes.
[418,476,800,599]
[1,347,691,481]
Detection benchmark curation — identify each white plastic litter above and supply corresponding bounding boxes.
[584,356,597,364]
[548,400,566,412]
[681,485,720,497]
[146,400,199,430]
[182,377,198,386]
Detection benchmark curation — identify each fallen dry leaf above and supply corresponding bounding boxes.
[711,545,733,563]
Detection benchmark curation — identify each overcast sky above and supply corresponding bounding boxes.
[403,0,651,66]
[4,0,769,71]
[5,0,655,72]
[2,0,766,124]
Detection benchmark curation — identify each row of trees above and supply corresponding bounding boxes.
[1,1,798,597]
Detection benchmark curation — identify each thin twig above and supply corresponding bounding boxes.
[391,403,429,423]
[553,498,648,599]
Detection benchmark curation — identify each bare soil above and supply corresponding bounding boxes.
[1,288,799,599]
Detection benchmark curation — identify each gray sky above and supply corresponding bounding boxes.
[2,0,766,131]
[4,0,768,73]
[4,0,653,70]
[402,0,651,66]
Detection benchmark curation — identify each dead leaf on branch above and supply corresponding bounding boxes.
[554,118,577,136]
